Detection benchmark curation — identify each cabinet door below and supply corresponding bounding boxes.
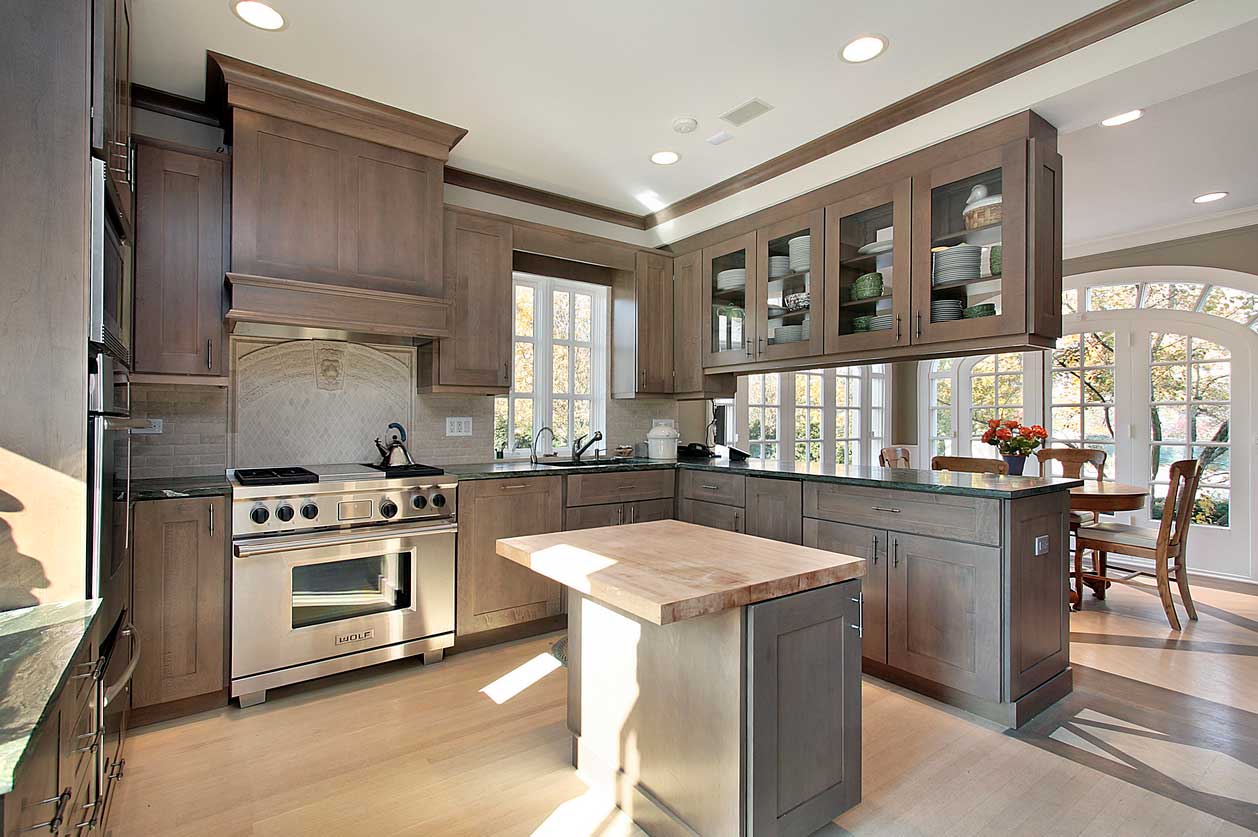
[1027,139,1063,343]
[744,477,802,544]
[438,209,513,390]
[746,580,861,834]
[456,477,565,635]
[231,109,445,297]
[108,0,133,225]
[2,712,61,835]
[627,497,673,524]
[887,532,1001,700]
[673,252,736,399]
[911,139,1027,345]
[755,209,823,362]
[702,232,757,368]
[133,142,227,375]
[131,498,228,709]
[804,519,887,663]
[824,179,911,355]
[638,251,674,393]
[676,498,743,532]
[565,503,624,530]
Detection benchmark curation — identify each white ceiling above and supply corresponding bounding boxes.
[133,0,1111,213]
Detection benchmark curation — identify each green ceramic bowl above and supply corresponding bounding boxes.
[853,315,874,331]
[963,304,997,319]
[989,245,1003,277]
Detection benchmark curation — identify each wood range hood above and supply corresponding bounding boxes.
[208,52,467,339]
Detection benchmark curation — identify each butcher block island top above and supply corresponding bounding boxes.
[496,518,866,625]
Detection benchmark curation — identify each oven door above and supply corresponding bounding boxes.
[231,520,456,679]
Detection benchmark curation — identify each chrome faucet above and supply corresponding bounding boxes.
[572,430,604,462]
[530,426,554,465]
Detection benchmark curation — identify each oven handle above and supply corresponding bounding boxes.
[233,522,458,558]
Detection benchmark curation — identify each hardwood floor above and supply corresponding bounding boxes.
[110,578,1258,836]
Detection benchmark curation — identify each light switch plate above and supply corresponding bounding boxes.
[446,417,472,437]
[131,418,162,435]
[1034,534,1050,556]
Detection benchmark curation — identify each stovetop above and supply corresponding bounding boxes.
[233,466,320,486]
[234,462,445,487]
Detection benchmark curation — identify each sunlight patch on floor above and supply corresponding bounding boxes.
[480,652,562,704]
[530,785,642,837]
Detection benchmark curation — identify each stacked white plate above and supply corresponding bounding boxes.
[716,268,746,291]
[930,299,964,322]
[788,235,812,272]
[774,324,804,343]
[932,244,981,284]
[857,239,894,256]
[768,255,791,278]
[869,315,894,332]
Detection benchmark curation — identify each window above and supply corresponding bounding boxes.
[494,274,607,457]
[926,359,955,457]
[737,366,889,468]
[1149,333,1231,526]
[1048,332,1117,476]
[921,352,1037,462]
[968,353,1024,458]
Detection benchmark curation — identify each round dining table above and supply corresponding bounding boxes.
[1067,481,1150,608]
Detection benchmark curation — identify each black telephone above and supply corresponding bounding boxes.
[677,442,717,460]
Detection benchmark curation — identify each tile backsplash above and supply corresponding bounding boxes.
[128,385,228,479]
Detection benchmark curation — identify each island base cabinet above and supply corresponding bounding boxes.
[804,519,887,663]
[887,532,1002,701]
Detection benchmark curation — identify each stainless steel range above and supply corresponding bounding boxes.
[229,463,457,707]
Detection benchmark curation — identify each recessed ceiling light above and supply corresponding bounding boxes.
[650,151,680,166]
[1193,191,1229,204]
[1100,109,1143,127]
[232,0,285,30]
[841,35,887,63]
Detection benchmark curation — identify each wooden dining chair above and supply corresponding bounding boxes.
[1075,459,1202,630]
[879,446,912,468]
[930,455,1008,476]
[1036,447,1107,524]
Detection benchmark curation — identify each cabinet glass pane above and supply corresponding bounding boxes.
[711,248,749,354]
[929,167,1003,324]
[835,201,895,338]
[765,227,813,347]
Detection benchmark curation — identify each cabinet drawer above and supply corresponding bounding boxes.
[677,498,743,532]
[804,482,1000,546]
[566,469,674,507]
[566,503,624,530]
[679,469,745,507]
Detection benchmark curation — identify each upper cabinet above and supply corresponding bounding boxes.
[133,140,229,377]
[755,209,824,362]
[672,252,736,400]
[703,231,757,367]
[613,252,674,397]
[92,0,134,228]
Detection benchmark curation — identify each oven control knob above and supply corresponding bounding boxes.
[411,495,428,510]
[276,504,295,522]
[431,493,446,508]
[380,499,398,519]
[250,506,270,525]
[300,503,319,520]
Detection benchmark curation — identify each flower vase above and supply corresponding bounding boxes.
[1002,454,1027,476]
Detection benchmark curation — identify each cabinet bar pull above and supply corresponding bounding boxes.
[206,338,213,370]
[617,505,624,525]
[851,593,864,638]
[896,315,902,341]
[503,362,509,383]
[208,503,214,536]
[758,336,765,355]
[916,312,922,339]
[499,483,530,490]
[27,789,70,832]
[700,484,720,491]
[872,506,901,513]
[733,511,740,531]
[871,533,879,564]
[893,537,899,568]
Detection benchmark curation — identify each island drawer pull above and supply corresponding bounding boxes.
[871,506,901,513]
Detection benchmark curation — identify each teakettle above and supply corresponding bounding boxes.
[374,422,415,468]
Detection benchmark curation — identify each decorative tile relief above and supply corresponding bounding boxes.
[231,338,415,467]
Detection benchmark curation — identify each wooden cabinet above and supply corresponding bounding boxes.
[702,232,757,368]
[421,209,513,393]
[677,498,743,532]
[133,140,228,377]
[804,519,887,663]
[565,498,672,530]
[567,469,674,507]
[824,179,911,355]
[131,498,229,709]
[231,109,445,297]
[754,209,824,362]
[887,532,1002,700]
[92,0,133,227]
[679,469,745,507]
[672,251,736,400]
[613,251,673,397]
[456,477,565,635]
[1,711,61,836]
[744,477,802,544]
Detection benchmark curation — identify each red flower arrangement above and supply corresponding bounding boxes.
[980,418,1048,456]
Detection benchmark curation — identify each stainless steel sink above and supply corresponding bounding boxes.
[533,457,633,467]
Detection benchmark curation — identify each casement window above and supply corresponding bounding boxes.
[494,274,607,457]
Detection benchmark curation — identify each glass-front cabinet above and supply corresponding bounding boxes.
[823,180,911,354]
[703,231,758,367]
[755,209,824,361]
[912,139,1027,345]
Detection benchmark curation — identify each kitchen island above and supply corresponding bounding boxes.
[497,520,866,837]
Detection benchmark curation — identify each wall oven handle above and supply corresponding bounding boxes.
[104,623,140,706]
[234,523,459,558]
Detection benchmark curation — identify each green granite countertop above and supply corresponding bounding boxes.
[125,474,232,501]
[0,599,101,795]
[446,458,1081,499]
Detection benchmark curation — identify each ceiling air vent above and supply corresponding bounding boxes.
[720,98,774,127]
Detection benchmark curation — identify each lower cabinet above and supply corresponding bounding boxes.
[803,519,887,664]
[131,497,229,710]
[744,477,802,544]
[677,498,743,532]
[2,712,61,836]
[678,475,800,542]
[456,476,565,635]
[565,498,673,530]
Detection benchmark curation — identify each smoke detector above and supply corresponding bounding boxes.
[672,117,699,134]
[720,98,774,128]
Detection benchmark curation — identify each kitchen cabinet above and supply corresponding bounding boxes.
[804,519,887,663]
[754,209,824,362]
[744,477,802,544]
[679,469,745,507]
[231,109,445,297]
[677,498,743,532]
[823,179,911,354]
[1,710,61,836]
[565,498,673,530]
[133,140,229,377]
[702,232,757,368]
[566,469,674,507]
[420,209,513,393]
[92,0,133,227]
[612,251,673,397]
[131,498,229,709]
[671,251,736,400]
[456,477,565,635]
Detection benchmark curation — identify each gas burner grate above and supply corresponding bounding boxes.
[367,463,445,478]
[234,467,319,486]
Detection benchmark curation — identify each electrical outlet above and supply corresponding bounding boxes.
[1034,534,1050,556]
[131,418,162,435]
[446,417,472,437]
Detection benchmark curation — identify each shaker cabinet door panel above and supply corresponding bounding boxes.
[437,209,513,389]
[744,477,802,544]
[804,519,888,664]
